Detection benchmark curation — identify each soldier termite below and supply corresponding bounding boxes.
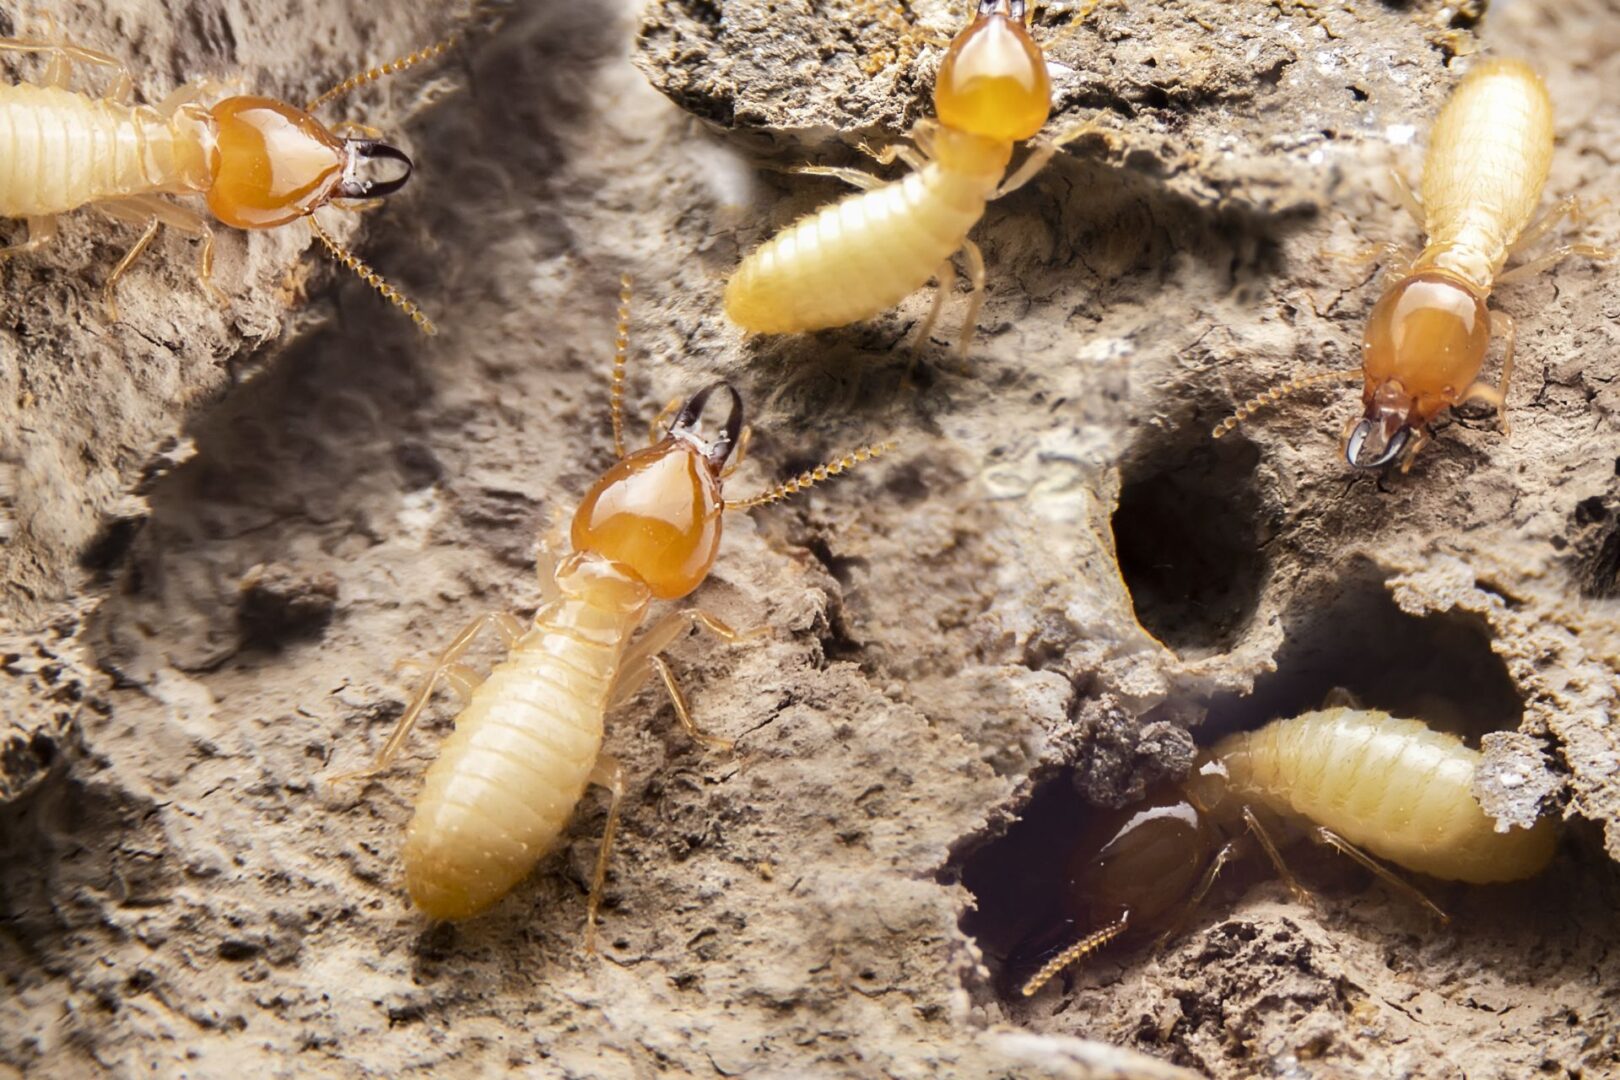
[334,276,895,940]
[1016,707,1560,998]
[724,0,1104,358]
[1215,58,1610,470]
[0,21,452,331]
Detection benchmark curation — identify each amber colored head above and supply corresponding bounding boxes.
[1352,272,1491,467]
[935,1,1051,142]
[206,97,415,229]
[570,384,743,600]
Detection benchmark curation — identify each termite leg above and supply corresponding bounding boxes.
[1494,241,1613,287]
[1242,806,1312,904]
[1388,168,1424,231]
[391,659,481,704]
[857,130,929,172]
[649,656,733,752]
[1312,826,1450,923]
[1508,194,1594,257]
[1151,836,1245,954]
[790,164,887,192]
[332,612,525,782]
[955,238,987,361]
[0,215,58,260]
[914,259,956,359]
[101,219,162,321]
[1396,426,1429,474]
[97,195,223,310]
[1459,310,1515,435]
[647,395,682,447]
[0,36,131,97]
[583,752,627,955]
[996,119,1115,200]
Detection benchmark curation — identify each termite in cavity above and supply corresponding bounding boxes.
[724,0,1106,358]
[1214,58,1610,471]
[335,276,896,940]
[0,22,451,331]
[1016,706,1560,998]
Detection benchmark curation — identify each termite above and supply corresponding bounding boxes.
[1215,58,1610,470]
[724,0,1101,358]
[336,276,895,939]
[1017,706,1559,998]
[0,22,450,331]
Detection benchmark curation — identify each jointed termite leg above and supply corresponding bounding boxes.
[1507,194,1600,259]
[1495,240,1614,287]
[1150,836,1245,955]
[1018,911,1129,998]
[913,260,955,357]
[649,656,734,753]
[96,196,223,313]
[332,612,525,782]
[1458,310,1516,435]
[1312,826,1450,923]
[1242,806,1311,905]
[101,218,163,321]
[648,395,683,447]
[790,165,887,192]
[955,238,987,361]
[1388,168,1424,231]
[611,609,767,749]
[0,216,59,261]
[996,118,1116,200]
[0,36,131,97]
[857,128,930,172]
[392,658,482,704]
[583,753,627,954]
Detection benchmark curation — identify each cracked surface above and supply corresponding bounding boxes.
[3,0,1619,1077]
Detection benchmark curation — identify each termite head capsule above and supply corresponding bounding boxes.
[571,382,744,601]
[1352,271,1491,469]
[206,97,414,229]
[935,0,1051,142]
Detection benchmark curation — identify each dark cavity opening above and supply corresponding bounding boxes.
[1202,557,1522,741]
[1111,426,1266,659]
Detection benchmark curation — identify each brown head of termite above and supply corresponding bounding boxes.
[1015,707,1559,998]
[334,276,895,940]
[1215,59,1610,470]
[724,0,1106,358]
[0,21,453,331]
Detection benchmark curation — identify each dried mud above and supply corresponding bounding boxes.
[3,0,1619,1077]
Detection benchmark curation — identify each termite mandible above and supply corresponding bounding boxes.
[724,0,1104,358]
[335,276,895,942]
[1215,58,1610,470]
[0,21,451,331]
[1017,707,1560,998]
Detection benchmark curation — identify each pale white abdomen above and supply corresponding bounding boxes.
[1418,59,1554,290]
[0,84,211,218]
[403,589,639,920]
[1217,708,1557,884]
[725,163,998,333]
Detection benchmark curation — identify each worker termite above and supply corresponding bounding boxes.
[1215,58,1610,470]
[724,0,1102,358]
[336,276,895,940]
[1016,707,1559,998]
[0,21,451,331]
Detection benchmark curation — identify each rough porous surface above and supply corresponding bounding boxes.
[3,0,1619,1076]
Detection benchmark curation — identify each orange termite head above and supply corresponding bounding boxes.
[570,382,744,601]
[205,96,413,229]
[934,0,1052,142]
[1350,271,1491,469]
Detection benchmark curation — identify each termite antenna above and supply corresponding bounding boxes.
[610,273,633,459]
[1212,369,1362,439]
[306,33,461,114]
[1018,912,1130,998]
[724,439,899,511]
[307,215,437,335]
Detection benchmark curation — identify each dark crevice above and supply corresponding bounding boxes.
[1111,423,1267,659]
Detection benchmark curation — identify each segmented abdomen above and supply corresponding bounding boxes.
[724,164,995,333]
[1420,59,1554,286]
[1217,708,1556,883]
[403,594,636,920]
[0,84,207,218]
